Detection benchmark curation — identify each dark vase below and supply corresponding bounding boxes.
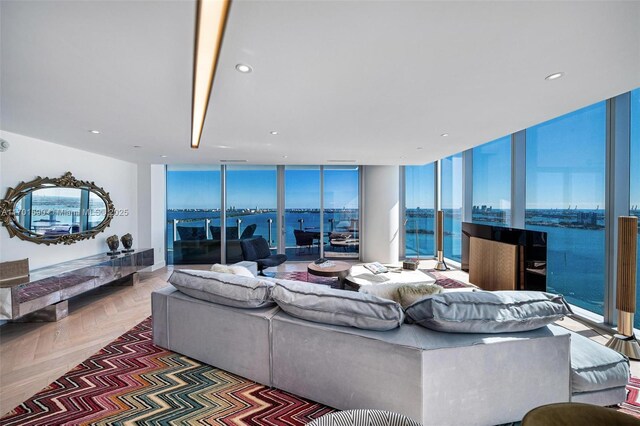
[106,235,120,256]
[121,233,134,253]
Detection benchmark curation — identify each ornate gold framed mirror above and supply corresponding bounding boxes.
[0,172,115,245]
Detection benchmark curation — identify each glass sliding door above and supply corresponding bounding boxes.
[472,136,511,226]
[441,153,463,261]
[631,88,640,318]
[525,101,606,315]
[405,164,435,258]
[166,166,221,265]
[225,166,278,263]
[324,166,360,259]
[285,166,321,260]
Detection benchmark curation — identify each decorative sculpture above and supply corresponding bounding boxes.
[106,234,120,256]
[121,233,134,253]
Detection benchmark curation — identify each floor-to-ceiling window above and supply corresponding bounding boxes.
[525,101,606,315]
[225,166,277,263]
[472,136,511,226]
[324,166,360,259]
[284,166,321,261]
[404,164,435,258]
[631,88,640,314]
[166,166,222,265]
[441,153,463,261]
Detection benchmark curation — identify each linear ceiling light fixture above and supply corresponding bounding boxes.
[191,0,231,149]
[545,72,565,81]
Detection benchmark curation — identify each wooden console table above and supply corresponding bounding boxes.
[0,249,154,321]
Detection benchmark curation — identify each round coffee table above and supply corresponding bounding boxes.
[307,261,352,289]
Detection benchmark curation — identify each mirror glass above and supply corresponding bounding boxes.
[1,172,114,245]
[14,187,107,238]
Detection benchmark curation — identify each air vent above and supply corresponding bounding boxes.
[220,159,248,163]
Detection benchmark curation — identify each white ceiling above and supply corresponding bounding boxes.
[1,0,639,165]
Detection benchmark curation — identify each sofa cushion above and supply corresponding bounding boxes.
[570,331,630,393]
[169,269,274,309]
[270,279,404,331]
[405,290,572,333]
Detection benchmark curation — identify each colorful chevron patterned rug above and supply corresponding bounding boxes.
[3,316,640,425]
[0,318,335,425]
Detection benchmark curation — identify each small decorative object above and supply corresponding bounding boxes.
[606,216,639,359]
[106,235,120,255]
[403,260,419,270]
[121,233,134,253]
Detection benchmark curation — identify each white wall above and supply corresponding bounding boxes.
[137,164,166,270]
[0,131,139,269]
[362,165,400,263]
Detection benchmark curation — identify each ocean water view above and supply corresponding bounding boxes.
[166,209,359,251]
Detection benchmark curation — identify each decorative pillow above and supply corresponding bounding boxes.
[210,263,234,274]
[228,265,255,278]
[209,263,254,278]
[405,290,572,333]
[358,283,404,303]
[169,269,274,309]
[397,284,443,308]
[358,283,443,308]
[271,279,404,331]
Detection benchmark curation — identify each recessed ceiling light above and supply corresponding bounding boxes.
[417,147,423,150]
[235,64,252,73]
[441,133,449,137]
[160,155,168,158]
[89,130,100,134]
[282,155,288,159]
[270,131,279,135]
[545,72,565,81]
[216,145,230,149]
[133,145,141,148]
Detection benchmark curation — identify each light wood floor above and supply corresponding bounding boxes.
[0,261,637,416]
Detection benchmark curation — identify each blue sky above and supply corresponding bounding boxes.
[167,167,359,210]
[473,136,511,209]
[405,163,434,208]
[526,101,606,209]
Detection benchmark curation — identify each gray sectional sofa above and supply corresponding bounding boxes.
[152,262,630,426]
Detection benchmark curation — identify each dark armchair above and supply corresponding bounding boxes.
[240,237,287,276]
[294,229,317,254]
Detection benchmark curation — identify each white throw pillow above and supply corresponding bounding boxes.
[229,265,254,278]
[210,263,254,278]
[210,263,234,274]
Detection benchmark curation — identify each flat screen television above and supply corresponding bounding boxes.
[461,222,547,292]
